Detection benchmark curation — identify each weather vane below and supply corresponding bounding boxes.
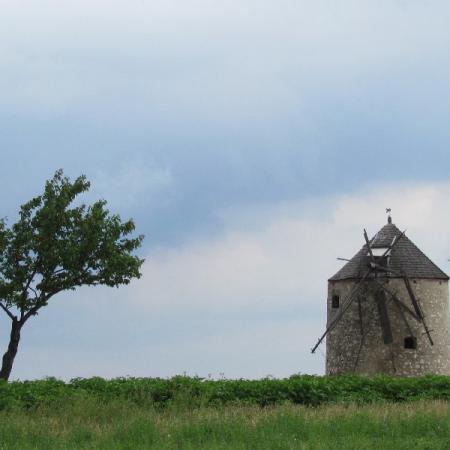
[386,208,392,223]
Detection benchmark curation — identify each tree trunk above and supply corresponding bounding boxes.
[0,319,23,381]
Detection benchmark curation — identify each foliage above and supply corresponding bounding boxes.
[0,169,144,318]
[2,374,450,411]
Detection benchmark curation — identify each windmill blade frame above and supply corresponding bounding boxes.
[372,279,420,322]
[381,229,406,258]
[353,295,366,371]
[311,270,371,354]
[371,271,434,346]
[374,289,394,344]
[364,228,375,262]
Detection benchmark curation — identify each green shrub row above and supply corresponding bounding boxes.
[1,374,450,410]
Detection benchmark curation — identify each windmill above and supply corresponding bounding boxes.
[312,215,450,375]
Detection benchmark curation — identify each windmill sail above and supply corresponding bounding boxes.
[374,289,393,344]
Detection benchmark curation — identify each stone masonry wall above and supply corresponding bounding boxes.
[326,278,450,376]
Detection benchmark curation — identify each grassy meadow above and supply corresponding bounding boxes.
[0,399,449,449]
[1,375,450,449]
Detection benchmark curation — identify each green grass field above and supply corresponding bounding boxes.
[0,399,449,449]
[1,376,450,449]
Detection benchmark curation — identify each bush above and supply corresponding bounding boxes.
[1,374,450,410]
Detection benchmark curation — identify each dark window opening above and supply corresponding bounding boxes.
[373,255,389,268]
[404,336,417,349]
[332,295,340,309]
[367,247,390,269]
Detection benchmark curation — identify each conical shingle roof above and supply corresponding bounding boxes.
[329,221,449,281]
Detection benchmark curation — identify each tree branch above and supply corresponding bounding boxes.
[21,269,37,301]
[0,302,16,321]
[22,291,59,323]
[28,286,38,298]
[22,302,43,323]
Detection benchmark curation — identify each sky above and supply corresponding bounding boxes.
[1,0,450,380]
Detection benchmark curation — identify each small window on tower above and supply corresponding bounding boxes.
[332,295,340,309]
[371,248,390,268]
[404,336,417,349]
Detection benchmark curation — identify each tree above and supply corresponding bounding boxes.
[0,170,144,380]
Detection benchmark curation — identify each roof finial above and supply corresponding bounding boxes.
[386,208,392,224]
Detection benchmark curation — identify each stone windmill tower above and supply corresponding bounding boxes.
[312,214,450,376]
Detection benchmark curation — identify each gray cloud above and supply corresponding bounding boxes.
[2,1,450,379]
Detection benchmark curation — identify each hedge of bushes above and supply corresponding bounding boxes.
[1,374,450,410]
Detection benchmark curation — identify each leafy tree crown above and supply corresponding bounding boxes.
[0,170,144,321]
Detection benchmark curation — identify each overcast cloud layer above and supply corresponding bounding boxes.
[1,1,450,379]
